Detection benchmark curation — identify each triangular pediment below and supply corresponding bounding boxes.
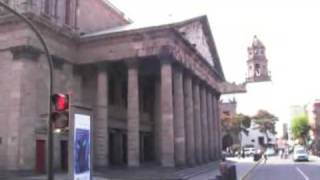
[174,16,225,81]
[177,21,214,66]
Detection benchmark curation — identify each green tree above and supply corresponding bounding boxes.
[222,113,251,149]
[252,110,278,146]
[290,114,310,145]
[222,114,251,134]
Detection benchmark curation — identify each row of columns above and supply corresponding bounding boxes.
[93,60,221,168]
[173,66,221,167]
[94,61,142,167]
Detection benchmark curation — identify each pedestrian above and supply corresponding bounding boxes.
[279,149,283,159]
[263,153,268,164]
[242,149,245,159]
[284,148,289,159]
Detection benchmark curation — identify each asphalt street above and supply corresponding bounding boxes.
[232,155,320,180]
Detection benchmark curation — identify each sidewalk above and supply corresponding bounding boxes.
[1,161,222,180]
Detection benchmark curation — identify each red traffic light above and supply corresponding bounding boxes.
[52,93,69,111]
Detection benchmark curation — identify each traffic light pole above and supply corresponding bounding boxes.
[0,2,55,180]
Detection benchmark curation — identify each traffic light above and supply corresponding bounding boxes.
[51,93,69,130]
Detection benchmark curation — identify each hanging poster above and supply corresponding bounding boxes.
[74,114,91,180]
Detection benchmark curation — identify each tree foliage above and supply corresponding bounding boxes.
[252,110,278,146]
[222,113,251,135]
[291,114,310,145]
[252,110,278,135]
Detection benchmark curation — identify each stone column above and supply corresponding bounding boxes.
[207,92,214,161]
[216,95,222,158]
[160,61,175,167]
[200,85,209,162]
[173,66,186,166]
[213,95,221,159]
[153,81,161,163]
[212,95,217,160]
[193,80,203,164]
[8,46,41,170]
[184,73,196,166]
[94,65,109,167]
[127,61,140,167]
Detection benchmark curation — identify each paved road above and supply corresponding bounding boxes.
[233,155,320,180]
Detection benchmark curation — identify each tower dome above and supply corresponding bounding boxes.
[252,35,265,48]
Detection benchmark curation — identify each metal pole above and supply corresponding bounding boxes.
[0,2,54,180]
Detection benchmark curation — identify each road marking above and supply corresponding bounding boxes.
[240,158,263,180]
[296,167,310,180]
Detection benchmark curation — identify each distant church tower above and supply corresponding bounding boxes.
[246,35,271,83]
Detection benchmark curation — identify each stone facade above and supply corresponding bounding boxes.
[0,0,225,172]
[306,101,320,155]
[220,98,238,150]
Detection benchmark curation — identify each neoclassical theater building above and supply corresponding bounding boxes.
[0,0,227,172]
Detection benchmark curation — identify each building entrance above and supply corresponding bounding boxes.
[109,129,127,166]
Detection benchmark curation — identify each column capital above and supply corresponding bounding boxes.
[173,63,184,72]
[96,62,110,72]
[125,59,140,68]
[158,45,175,61]
[160,58,174,65]
[10,45,41,60]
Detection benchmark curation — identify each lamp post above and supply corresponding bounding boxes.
[0,2,54,180]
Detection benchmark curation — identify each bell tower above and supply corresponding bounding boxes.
[246,35,271,83]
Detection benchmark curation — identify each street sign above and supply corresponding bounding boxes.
[74,114,91,180]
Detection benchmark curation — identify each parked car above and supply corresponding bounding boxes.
[244,146,256,156]
[293,147,309,161]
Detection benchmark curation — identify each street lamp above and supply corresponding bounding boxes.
[0,2,55,180]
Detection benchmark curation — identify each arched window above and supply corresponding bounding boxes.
[255,64,261,76]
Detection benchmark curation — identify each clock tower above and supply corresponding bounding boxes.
[246,35,271,83]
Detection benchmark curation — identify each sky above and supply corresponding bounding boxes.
[110,0,320,136]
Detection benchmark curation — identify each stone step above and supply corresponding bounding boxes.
[173,161,220,179]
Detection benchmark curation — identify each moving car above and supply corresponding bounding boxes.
[293,147,309,161]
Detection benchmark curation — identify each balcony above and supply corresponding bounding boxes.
[246,71,271,83]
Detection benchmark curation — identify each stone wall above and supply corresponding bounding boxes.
[178,21,214,66]
[78,0,129,33]
[0,50,15,169]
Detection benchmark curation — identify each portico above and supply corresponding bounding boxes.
[0,0,225,171]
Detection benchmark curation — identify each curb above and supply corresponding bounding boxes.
[240,158,263,180]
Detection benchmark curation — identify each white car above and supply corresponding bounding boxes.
[293,147,309,161]
[244,147,256,156]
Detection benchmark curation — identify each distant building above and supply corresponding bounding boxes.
[220,98,237,118]
[290,105,307,118]
[306,101,320,155]
[246,35,271,83]
[241,121,277,150]
[220,98,238,150]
